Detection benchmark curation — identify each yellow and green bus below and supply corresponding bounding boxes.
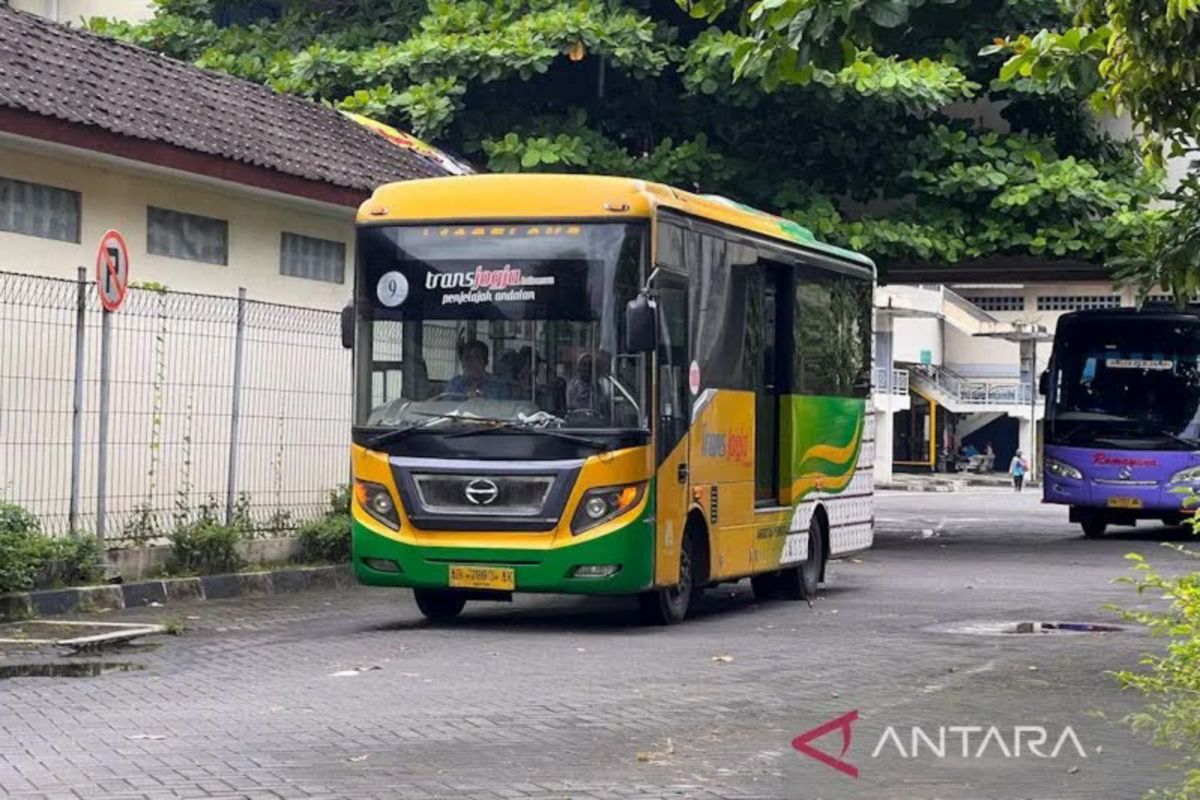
[344,174,875,624]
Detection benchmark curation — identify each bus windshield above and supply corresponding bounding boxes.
[353,222,647,432]
[1048,316,1200,449]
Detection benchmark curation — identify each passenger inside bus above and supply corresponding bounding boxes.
[567,351,640,427]
[567,351,611,412]
[445,340,509,399]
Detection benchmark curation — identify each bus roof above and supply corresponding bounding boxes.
[1058,307,1200,326]
[359,174,874,271]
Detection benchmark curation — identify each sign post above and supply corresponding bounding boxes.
[94,230,130,551]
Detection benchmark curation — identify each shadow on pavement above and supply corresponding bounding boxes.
[359,582,825,634]
[1100,524,1197,543]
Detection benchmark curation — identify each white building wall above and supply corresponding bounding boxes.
[0,139,358,537]
[12,0,154,24]
[947,280,1148,376]
[892,317,941,365]
[944,326,1018,378]
[0,136,357,309]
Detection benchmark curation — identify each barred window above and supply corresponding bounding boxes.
[147,206,228,265]
[963,295,1024,312]
[0,176,80,243]
[280,232,346,283]
[1036,295,1121,311]
[1146,294,1200,306]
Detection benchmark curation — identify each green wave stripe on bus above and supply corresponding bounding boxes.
[780,395,866,495]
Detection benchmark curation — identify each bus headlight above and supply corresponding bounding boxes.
[1045,457,1083,480]
[355,480,400,530]
[571,482,646,535]
[1170,465,1200,484]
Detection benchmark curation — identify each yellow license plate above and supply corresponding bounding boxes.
[1107,496,1143,509]
[448,565,515,590]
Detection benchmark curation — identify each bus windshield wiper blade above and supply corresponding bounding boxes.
[1147,427,1200,448]
[1092,426,1200,449]
[446,422,608,449]
[364,413,471,448]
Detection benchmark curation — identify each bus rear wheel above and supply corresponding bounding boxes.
[1080,518,1107,539]
[639,535,695,625]
[413,589,467,622]
[776,517,824,601]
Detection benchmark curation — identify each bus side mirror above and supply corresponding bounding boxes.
[625,294,658,353]
[340,303,354,350]
[1038,370,1048,396]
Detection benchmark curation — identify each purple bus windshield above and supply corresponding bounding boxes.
[1043,312,1200,519]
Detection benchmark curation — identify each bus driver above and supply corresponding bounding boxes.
[446,340,508,399]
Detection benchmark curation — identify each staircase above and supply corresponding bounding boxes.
[954,411,1005,441]
[909,364,1039,416]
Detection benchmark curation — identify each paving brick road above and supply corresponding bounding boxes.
[1,490,1194,800]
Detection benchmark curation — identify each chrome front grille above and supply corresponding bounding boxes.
[391,456,584,532]
[412,473,556,517]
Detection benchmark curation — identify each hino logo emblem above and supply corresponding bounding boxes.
[1118,466,1133,481]
[464,478,500,505]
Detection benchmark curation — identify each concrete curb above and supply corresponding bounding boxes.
[878,480,1035,492]
[876,482,962,492]
[0,564,352,622]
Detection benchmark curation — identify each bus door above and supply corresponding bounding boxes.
[755,266,788,506]
[654,274,691,586]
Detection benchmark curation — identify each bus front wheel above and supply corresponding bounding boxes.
[639,535,695,625]
[1081,518,1107,539]
[413,589,467,622]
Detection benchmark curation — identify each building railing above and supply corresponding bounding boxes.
[871,366,909,396]
[910,364,1033,406]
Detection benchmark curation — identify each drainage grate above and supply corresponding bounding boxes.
[929,620,1124,636]
[1012,622,1122,634]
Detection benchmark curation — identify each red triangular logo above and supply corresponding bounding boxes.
[791,709,859,778]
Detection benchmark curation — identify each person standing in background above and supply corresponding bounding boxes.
[1009,449,1028,491]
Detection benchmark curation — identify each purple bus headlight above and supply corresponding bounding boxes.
[1169,465,1200,485]
[1045,457,1083,480]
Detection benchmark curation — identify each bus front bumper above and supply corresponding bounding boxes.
[1044,475,1189,517]
[352,520,655,595]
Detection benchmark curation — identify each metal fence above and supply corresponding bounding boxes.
[0,269,350,544]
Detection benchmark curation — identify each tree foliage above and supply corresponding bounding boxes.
[87,0,1161,271]
[1116,540,1200,800]
[981,1,1200,300]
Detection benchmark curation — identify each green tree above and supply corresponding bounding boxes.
[87,0,1161,271]
[1114,545,1200,800]
[984,1,1200,303]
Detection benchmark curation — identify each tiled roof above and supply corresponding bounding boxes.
[0,5,457,193]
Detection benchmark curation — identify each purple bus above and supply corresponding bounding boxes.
[1042,308,1200,537]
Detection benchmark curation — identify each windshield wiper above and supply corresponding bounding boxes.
[1053,423,1096,446]
[364,413,476,448]
[1089,425,1200,449]
[445,421,609,450]
[1144,427,1200,449]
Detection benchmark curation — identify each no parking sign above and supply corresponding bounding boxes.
[95,229,130,312]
